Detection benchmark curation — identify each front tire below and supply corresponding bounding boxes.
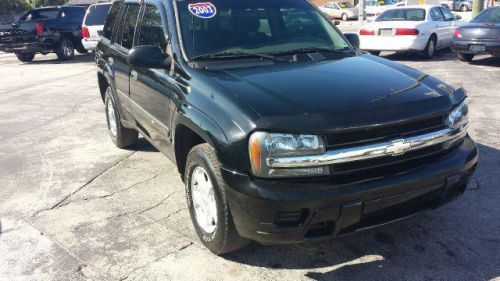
[56,39,75,60]
[458,53,474,62]
[104,87,138,148]
[185,143,250,255]
[16,52,35,62]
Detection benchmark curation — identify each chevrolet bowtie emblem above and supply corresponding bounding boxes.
[385,140,412,156]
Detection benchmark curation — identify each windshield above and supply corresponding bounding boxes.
[378,0,397,5]
[471,7,500,23]
[338,2,353,8]
[84,4,112,26]
[20,8,59,21]
[176,0,351,61]
[376,8,425,21]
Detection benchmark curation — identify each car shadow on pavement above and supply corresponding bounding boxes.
[27,53,94,64]
[127,137,158,152]
[225,142,500,280]
[382,49,457,62]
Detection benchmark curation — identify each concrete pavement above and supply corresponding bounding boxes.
[0,50,499,281]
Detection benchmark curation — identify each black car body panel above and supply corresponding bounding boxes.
[0,6,87,55]
[96,0,477,244]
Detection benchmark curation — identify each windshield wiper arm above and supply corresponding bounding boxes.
[192,51,288,62]
[271,47,354,56]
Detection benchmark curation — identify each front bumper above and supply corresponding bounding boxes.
[222,136,478,244]
[360,35,428,52]
[451,38,500,56]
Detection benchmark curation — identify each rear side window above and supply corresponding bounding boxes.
[440,7,454,21]
[20,8,59,21]
[84,4,112,26]
[103,1,123,39]
[430,8,445,21]
[136,5,167,51]
[61,7,87,22]
[118,4,141,49]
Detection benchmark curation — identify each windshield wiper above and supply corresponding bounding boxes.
[271,47,354,56]
[192,50,288,62]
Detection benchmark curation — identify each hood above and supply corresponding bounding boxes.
[203,54,456,132]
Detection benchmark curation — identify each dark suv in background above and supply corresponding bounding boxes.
[0,6,88,62]
[96,0,477,254]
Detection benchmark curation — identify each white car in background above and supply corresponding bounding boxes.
[359,5,463,57]
[364,0,398,17]
[81,2,112,51]
[319,2,359,20]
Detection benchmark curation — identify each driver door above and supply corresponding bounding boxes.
[129,3,177,155]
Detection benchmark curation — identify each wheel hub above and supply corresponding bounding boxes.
[191,167,218,234]
[106,99,117,138]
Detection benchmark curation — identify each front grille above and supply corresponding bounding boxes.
[325,115,445,149]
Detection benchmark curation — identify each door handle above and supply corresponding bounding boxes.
[131,70,138,81]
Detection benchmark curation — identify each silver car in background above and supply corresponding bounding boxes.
[319,2,359,20]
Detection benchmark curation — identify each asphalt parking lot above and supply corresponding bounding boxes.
[0,49,499,280]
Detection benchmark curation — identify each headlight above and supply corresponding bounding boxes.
[446,100,468,130]
[249,132,329,178]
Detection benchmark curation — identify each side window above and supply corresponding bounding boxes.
[430,8,445,21]
[103,1,122,39]
[440,7,454,21]
[136,5,167,51]
[119,4,141,49]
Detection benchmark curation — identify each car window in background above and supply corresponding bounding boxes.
[378,0,397,5]
[430,7,445,21]
[136,5,167,51]
[472,7,500,22]
[376,8,425,21]
[440,7,454,21]
[85,4,112,26]
[20,8,59,21]
[119,4,140,49]
[177,0,350,60]
[338,2,353,8]
[103,1,122,39]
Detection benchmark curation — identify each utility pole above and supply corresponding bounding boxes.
[358,0,365,28]
[471,0,484,17]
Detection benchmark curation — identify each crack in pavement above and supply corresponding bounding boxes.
[73,190,178,231]
[31,151,137,218]
[118,241,195,281]
[55,174,160,209]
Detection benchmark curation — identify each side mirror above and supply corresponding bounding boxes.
[454,14,462,20]
[344,33,360,49]
[127,45,171,69]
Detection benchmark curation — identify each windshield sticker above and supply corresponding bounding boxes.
[188,2,217,19]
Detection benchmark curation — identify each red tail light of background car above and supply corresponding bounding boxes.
[453,28,462,38]
[82,26,90,39]
[35,22,43,36]
[359,29,375,35]
[394,28,419,36]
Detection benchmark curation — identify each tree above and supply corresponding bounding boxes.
[33,0,69,8]
[0,0,33,15]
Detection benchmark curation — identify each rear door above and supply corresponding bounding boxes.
[111,3,141,113]
[429,7,448,49]
[129,3,176,152]
[440,6,457,47]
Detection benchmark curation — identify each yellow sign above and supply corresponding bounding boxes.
[418,0,425,4]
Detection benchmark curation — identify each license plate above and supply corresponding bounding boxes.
[469,45,485,52]
[379,29,393,36]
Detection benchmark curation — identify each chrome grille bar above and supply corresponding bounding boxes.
[267,127,467,168]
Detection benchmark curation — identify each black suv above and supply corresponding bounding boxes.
[0,6,88,62]
[96,0,478,254]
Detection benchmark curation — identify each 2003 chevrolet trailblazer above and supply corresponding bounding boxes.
[96,0,478,254]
